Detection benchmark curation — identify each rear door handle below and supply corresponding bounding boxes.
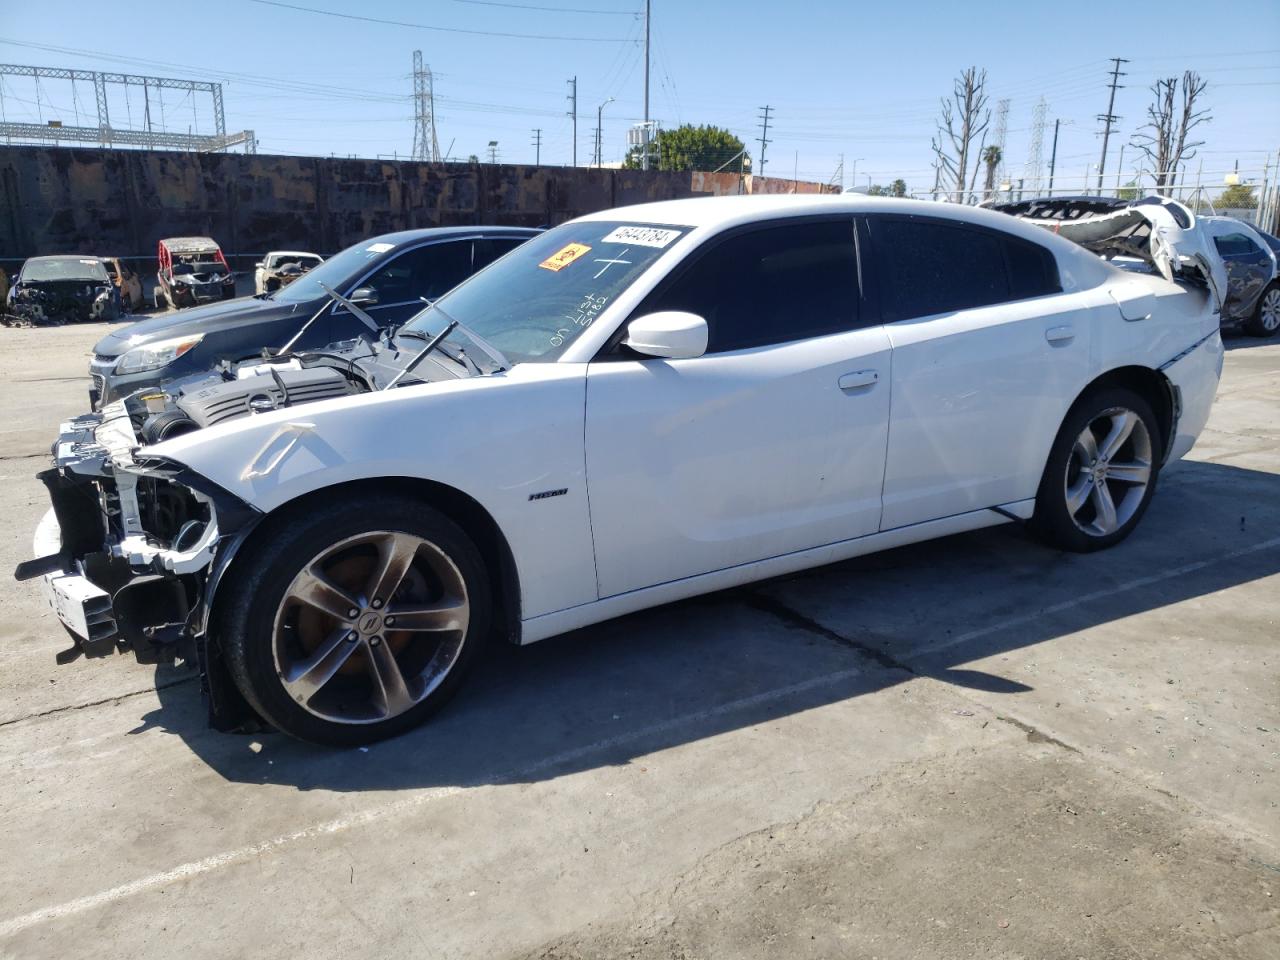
[838,369,879,390]
[1045,325,1075,344]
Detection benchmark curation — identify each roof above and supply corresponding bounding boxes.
[159,236,222,254]
[361,225,543,246]
[264,250,324,258]
[24,254,103,263]
[575,193,1091,251]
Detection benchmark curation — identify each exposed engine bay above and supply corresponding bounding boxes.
[994,195,1227,311]
[5,256,120,327]
[15,308,500,684]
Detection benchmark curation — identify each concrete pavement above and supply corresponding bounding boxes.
[0,321,1276,958]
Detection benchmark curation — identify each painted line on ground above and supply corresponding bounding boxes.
[0,664,867,938]
[910,534,1280,660]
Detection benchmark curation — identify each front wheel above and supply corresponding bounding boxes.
[1030,387,1161,553]
[1245,283,1280,338]
[217,496,492,745]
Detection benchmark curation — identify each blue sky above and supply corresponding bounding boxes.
[0,0,1276,193]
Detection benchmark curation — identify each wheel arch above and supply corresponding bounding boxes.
[1065,365,1176,462]
[209,476,522,647]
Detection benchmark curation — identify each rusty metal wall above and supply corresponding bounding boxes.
[0,147,836,263]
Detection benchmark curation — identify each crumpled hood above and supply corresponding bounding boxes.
[93,296,302,357]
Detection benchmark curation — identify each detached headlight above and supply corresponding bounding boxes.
[114,334,204,374]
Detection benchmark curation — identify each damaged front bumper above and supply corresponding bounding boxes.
[15,403,260,666]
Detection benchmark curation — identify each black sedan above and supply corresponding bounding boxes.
[89,227,539,407]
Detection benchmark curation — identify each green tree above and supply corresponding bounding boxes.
[867,179,908,197]
[1116,180,1140,200]
[624,124,747,173]
[1216,183,1257,209]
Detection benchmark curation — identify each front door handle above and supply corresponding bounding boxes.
[1045,325,1075,344]
[838,369,879,391]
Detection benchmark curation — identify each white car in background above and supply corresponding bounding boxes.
[253,250,324,295]
[20,195,1223,745]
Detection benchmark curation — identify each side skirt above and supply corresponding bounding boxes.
[519,500,1034,645]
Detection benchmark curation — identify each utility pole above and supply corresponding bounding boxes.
[642,0,651,170]
[1115,142,1125,194]
[1096,56,1128,191]
[488,140,499,164]
[566,76,577,167]
[757,105,772,178]
[596,97,614,168]
[531,128,541,166]
[1048,118,1060,194]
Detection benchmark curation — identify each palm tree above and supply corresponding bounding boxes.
[982,145,1002,201]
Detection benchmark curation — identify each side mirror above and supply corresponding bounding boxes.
[623,311,708,360]
[349,286,379,306]
[255,261,264,269]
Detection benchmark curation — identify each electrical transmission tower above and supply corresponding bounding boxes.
[1096,57,1128,190]
[991,98,1011,193]
[0,63,253,151]
[1024,97,1047,194]
[757,105,772,177]
[411,50,441,162]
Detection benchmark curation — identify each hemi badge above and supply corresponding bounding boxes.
[528,488,568,501]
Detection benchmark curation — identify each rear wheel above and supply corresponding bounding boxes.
[1245,283,1280,338]
[218,496,491,746]
[1030,387,1161,552]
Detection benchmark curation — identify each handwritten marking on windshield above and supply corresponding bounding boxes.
[592,248,632,279]
[550,293,610,347]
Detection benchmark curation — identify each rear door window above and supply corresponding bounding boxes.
[869,217,1060,322]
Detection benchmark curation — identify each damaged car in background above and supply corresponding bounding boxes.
[154,236,236,309]
[17,195,1224,746]
[255,250,324,295]
[4,256,120,325]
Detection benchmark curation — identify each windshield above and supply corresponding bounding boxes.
[272,239,400,304]
[401,221,689,363]
[22,258,109,283]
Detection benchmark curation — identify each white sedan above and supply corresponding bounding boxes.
[20,195,1223,745]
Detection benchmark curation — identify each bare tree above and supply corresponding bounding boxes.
[1131,71,1210,191]
[932,67,990,204]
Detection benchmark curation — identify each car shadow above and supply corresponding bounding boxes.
[1223,327,1279,350]
[142,457,1280,791]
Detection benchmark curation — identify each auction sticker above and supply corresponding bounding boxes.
[601,226,681,248]
[539,242,592,272]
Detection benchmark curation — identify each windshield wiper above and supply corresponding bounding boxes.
[413,298,511,374]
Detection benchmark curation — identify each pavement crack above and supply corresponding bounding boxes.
[993,714,1081,754]
[742,592,911,675]
[0,674,197,730]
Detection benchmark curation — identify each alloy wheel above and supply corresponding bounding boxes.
[1063,407,1153,538]
[272,531,470,724]
[1261,288,1280,332]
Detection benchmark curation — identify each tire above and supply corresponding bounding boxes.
[217,496,492,746]
[1244,282,1280,338]
[1029,387,1162,553]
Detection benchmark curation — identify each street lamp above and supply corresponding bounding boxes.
[596,97,615,168]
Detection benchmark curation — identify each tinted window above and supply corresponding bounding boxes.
[873,219,1008,321]
[641,219,859,353]
[872,218,1059,321]
[1213,232,1262,257]
[473,237,527,271]
[1004,236,1062,300]
[363,240,474,304]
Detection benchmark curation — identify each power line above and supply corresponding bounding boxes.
[447,0,639,13]
[247,0,633,42]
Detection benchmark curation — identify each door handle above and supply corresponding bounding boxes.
[838,370,879,390]
[1045,325,1075,344]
